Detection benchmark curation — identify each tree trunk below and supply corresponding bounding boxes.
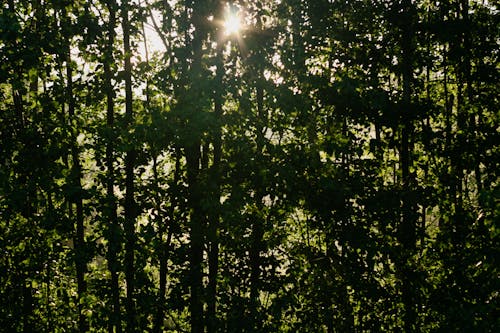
[121,0,137,330]
[186,144,204,333]
[188,2,205,332]
[399,1,417,331]
[206,4,224,331]
[22,279,33,333]
[153,151,180,333]
[248,10,270,328]
[249,82,265,318]
[103,1,122,331]
[65,36,88,333]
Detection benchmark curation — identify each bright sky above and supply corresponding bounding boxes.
[223,9,242,36]
[137,4,243,60]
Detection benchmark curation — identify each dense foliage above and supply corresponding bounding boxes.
[0,0,498,332]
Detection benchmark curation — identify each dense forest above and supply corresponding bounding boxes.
[0,0,498,332]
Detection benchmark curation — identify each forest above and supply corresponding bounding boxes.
[0,0,498,332]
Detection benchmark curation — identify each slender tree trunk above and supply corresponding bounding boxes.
[469,7,487,196]
[7,0,24,131]
[250,80,265,325]
[207,66,222,333]
[449,4,469,320]
[207,13,224,330]
[206,176,220,333]
[339,118,355,331]
[461,0,482,193]
[399,1,417,331]
[153,151,180,333]
[103,1,122,331]
[188,2,205,331]
[66,53,88,333]
[186,142,204,333]
[28,0,40,103]
[121,0,137,330]
[45,255,54,332]
[248,10,270,328]
[421,6,432,250]
[22,279,33,333]
[452,0,468,245]
[152,155,166,333]
[8,1,36,330]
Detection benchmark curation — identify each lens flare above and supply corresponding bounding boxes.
[223,10,241,35]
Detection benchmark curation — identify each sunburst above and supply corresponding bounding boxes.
[223,8,242,35]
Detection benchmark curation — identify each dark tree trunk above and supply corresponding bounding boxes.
[249,74,265,329]
[65,38,88,333]
[188,2,206,332]
[186,144,204,333]
[206,4,224,331]
[399,1,417,331]
[153,151,180,333]
[22,280,33,333]
[121,0,137,330]
[103,1,122,331]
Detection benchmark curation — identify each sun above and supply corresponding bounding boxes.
[223,8,241,35]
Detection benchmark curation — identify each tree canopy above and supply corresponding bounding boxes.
[0,0,498,332]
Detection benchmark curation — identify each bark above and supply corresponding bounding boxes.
[461,0,482,193]
[249,81,265,320]
[207,10,224,329]
[248,11,269,328]
[153,151,180,333]
[22,280,33,333]
[122,0,137,330]
[7,0,25,134]
[188,2,205,332]
[340,120,354,331]
[186,144,204,333]
[399,1,417,331]
[64,31,88,332]
[45,256,53,331]
[103,1,122,331]
[7,1,34,331]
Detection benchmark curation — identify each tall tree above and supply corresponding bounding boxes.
[121,0,138,330]
[185,0,208,331]
[102,0,123,331]
[206,2,225,332]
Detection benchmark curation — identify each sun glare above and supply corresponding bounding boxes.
[223,10,241,35]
